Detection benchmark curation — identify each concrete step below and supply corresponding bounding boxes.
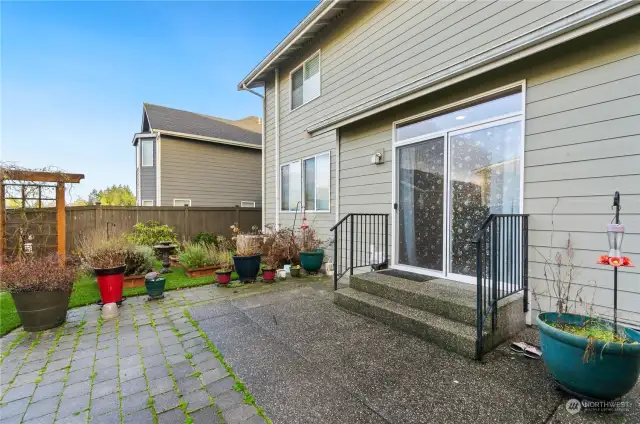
[349,271,479,325]
[334,288,482,359]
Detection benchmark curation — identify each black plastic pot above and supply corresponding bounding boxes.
[232,254,261,282]
[11,290,71,332]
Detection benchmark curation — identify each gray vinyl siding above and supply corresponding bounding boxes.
[336,19,640,325]
[277,0,593,137]
[160,135,261,207]
[139,139,157,203]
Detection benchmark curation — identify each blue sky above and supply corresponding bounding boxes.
[1,1,316,200]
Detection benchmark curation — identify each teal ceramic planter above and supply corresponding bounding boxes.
[300,249,324,273]
[537,312,640,400]
[145,276,166,300]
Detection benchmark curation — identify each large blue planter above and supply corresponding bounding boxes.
[537,312,640,400]
[299,249,324,273]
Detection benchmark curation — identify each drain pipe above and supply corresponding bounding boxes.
[274,68,280,229]
[241,83,266,231]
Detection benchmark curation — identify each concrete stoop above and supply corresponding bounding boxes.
[334,271,526,359]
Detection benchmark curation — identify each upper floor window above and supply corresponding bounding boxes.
[141,139,154,167]
[291,51,321,110]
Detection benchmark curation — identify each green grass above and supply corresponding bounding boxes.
[0,263,239,336]
[551,321,636,344]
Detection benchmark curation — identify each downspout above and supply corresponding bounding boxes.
[241,83,266,231]
[274,68,280,229]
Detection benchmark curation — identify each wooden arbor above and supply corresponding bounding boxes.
[1,169,84,264]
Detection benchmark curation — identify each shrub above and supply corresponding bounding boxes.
[297,227,324,252]
[264,225,299,266]
[235,235,262,257]
[124,245,155,276]
[77,230,129,269]
[0,254,77,292]
[126,221,178,247]
[193,232,217,247]
[179,242,209,269]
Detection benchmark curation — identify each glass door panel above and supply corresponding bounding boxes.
[448,120,522,277]
[397,137,445,271]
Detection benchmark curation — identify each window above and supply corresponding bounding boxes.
[141,139,154,167]
[240,201,256,208]
[173,199,191,206]
[280,152,330,212]
[142,200,154,206]
[291,51,321,110]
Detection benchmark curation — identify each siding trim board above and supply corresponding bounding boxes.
[154,129,262,150]
[305,0,639,133]
[156,135,162,206]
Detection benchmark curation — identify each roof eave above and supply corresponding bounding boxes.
[155,130,262,150]
[237,0,347,89]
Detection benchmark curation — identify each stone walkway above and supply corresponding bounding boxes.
[0,281,295,424]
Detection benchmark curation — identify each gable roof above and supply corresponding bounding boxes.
[142,103,261,147]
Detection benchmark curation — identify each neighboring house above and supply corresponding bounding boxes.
[238,1,640,357]
[132,103,262,207]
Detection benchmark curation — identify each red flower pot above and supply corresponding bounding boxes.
[216,271,232,285]
[262,269,276,281]
[95,265,125,304]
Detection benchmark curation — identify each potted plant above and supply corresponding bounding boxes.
[78,231,128,305]
[231,224,262,282]
[289,265,302,277]
[144,271,166,300]
[298,227,324,274]
[0,254,77,331]
[213,247,233,285]
[533,231,640,400]
[179,242,220,277]
[123,245,155,288]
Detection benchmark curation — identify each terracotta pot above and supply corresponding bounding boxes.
[185,265,221,278]
[11,290,71,332]
[123,274,146,289]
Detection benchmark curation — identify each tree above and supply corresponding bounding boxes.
[87,185,136,206]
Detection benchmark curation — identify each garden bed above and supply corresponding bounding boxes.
[123,274,146,289]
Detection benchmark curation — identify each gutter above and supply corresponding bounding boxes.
[238,0,341,89]
[240,83,267,230]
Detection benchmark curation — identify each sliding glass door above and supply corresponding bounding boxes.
[393,88,524,283]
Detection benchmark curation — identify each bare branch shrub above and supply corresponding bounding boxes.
[0,254,77,292]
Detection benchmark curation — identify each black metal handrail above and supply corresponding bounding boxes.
[330,213,389,290]
[474,214,529,360]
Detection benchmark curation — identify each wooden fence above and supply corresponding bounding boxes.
[3,205,261,256]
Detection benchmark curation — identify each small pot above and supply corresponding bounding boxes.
[145,276,166,300]
[216,270,232,285]
[95,265,125,304]
[12,290,71,332]
[233,254,261,282]
[262,268,276,282]
[290,266,301,278]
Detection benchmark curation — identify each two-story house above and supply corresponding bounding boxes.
[238,1,640,357]
[132,103,262,207]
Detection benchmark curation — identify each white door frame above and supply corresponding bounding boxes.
[391,96,525,284]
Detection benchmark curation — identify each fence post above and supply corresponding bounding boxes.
[184,206,190,240]
[235,206,240,228]
[95,203,102,234]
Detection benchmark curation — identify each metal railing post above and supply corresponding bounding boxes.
[491,218,498,331]
[475,238,483,360]
[349,214,354,276]
[333,223,338,291]
[384,214,389,267]
[523,215,529,312]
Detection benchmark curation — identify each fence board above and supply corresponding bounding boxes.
[4,205,262,255]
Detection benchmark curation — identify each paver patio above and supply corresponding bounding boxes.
[1,277,639,424]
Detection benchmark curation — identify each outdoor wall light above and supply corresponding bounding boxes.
[371,149,384,165]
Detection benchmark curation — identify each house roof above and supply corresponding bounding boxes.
[142,103,261,147]
[237,0,353,89]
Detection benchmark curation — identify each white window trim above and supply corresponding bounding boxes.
[141,139,154,167]
[302,151,331,213]
[280,160,302,213]
[141,199,154,206]
[173,199,192,207]
[290,49,321,112]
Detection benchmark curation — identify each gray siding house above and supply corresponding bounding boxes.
[238,0,640,356]
[132,103,262,207]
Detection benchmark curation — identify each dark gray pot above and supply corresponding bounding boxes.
[11,290,71,332]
